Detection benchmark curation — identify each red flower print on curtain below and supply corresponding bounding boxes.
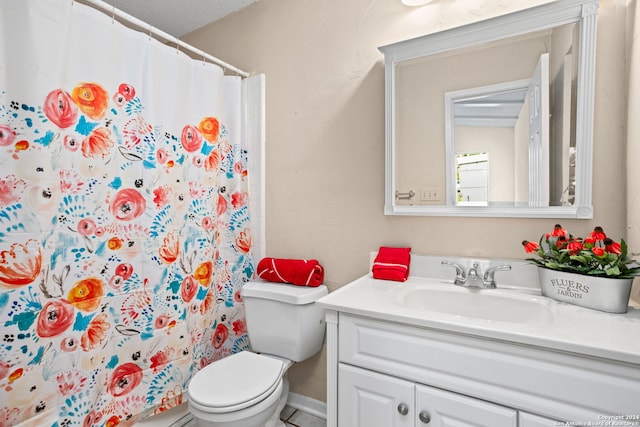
[36,300,75,338]
[109,188,147,221]
[67,277,105,312]
[199,117,220,142]
[181,125,204,153]
[71,82,110,121]
[43,89,79,129]
[108,363,143,396]
[0,240,42,288]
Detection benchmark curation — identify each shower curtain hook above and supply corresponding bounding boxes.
[112,6,116,24]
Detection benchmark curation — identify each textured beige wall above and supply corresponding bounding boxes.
[184,0,629,403]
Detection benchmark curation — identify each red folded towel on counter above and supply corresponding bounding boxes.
[372,246,411,282]
[257,258,324,287]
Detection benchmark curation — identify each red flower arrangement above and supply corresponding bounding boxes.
[522,224,640,278]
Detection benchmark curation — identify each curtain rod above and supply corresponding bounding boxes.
[76,0,250,78]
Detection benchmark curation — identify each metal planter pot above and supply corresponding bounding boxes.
[538,267,633,314]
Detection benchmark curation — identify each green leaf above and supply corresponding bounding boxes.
[621,239,629,258]
[605,266,621,276]
[570,255,588,265]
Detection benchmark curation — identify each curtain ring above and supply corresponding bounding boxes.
[112,6,116,24]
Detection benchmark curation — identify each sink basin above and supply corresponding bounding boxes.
[395,285,553,324]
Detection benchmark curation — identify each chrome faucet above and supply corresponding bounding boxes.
[441,261,511,289]
[465,262,485,288]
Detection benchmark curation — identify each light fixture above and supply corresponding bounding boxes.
[401,0,433,6]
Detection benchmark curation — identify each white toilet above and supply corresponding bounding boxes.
[188,280,328,427]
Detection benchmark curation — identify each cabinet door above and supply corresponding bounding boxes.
[519,412,562,427]
[415,384,517,427]
[338,363,414,427]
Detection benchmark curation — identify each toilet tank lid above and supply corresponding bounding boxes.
[242,280,328,305]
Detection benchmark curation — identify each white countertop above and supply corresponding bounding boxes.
[317,273,640,365]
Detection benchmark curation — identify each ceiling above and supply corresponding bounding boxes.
[453,87,528,128]
[100,0,258,37]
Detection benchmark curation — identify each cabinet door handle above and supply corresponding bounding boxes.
[397,403,409,416]
[419,410,431,423]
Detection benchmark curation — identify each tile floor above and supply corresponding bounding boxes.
[173,406,326,427]
[280,405,327,427]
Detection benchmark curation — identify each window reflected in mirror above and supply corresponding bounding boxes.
[456,152,489,206]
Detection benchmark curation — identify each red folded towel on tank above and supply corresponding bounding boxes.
[257,258,325,287]
[372,246,411,282]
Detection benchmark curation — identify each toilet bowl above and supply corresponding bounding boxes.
[188,351,293,427]
[187,280,328,427]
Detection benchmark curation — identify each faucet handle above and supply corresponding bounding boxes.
[483,265,512,288]
[441,260,466,285]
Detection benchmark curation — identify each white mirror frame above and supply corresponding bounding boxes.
[380,0,599,218]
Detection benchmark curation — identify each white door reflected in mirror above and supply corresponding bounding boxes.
[527,53,550,207]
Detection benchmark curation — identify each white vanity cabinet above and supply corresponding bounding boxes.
[518,412,561,427]
[338,364,414,427]
[339,363,520,426]
[322,309,640,427]
[415,383,519,427]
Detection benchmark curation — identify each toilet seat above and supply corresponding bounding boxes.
[188,351,285,413]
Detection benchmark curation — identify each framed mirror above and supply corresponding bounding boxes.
[380,0,599,218]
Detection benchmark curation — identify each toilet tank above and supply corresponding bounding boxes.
[241,280,328,362]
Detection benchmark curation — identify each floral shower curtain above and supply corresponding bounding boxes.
[0,1,254,426]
